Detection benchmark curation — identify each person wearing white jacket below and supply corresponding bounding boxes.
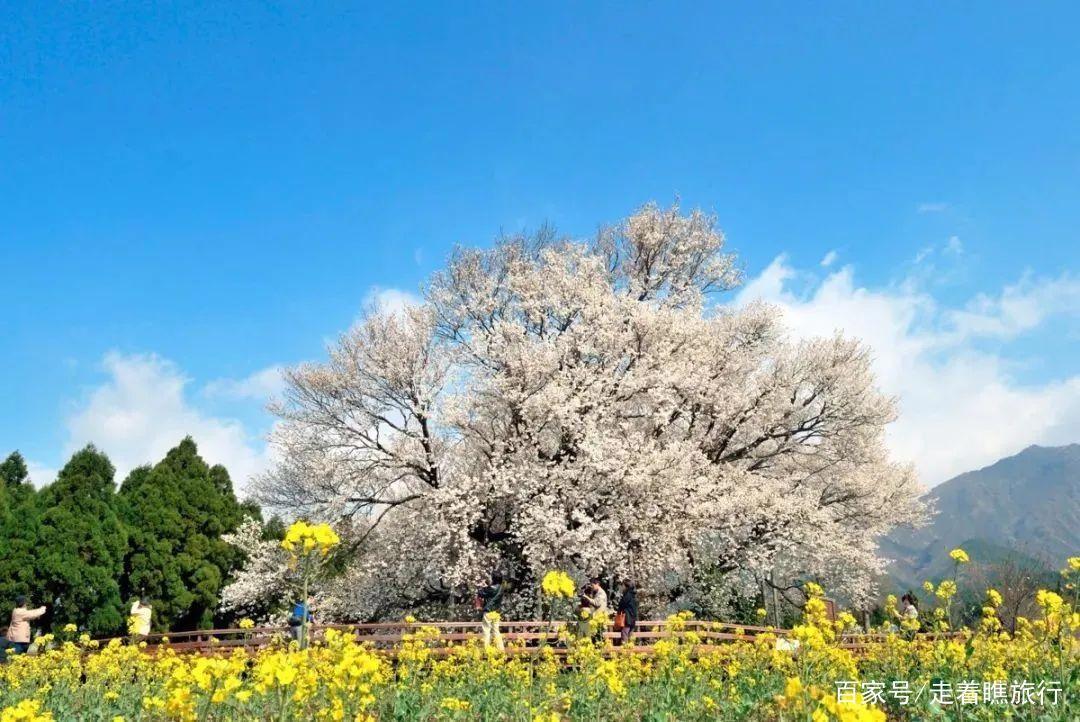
[129,597,153,637]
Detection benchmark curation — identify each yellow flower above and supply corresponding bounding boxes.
[1035,589,1063,614]
[0,699,54,722]
[440,697,470,711]
[541,570,576,599]
[61,623,77,633]
[1065,556,1080,573]
[755,607,767,621]
[935,580,957,601]
[922,580,934,594]
[238,617,255,630]
[803,581,825,598]
[949,548,970,564]
[281,520,341,557]
[985,588,1003,608]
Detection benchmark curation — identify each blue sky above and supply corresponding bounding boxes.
[2,2,1078,490]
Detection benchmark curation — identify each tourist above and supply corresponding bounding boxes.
[0,625,12,662]
[898,591,921,637]
[900,592,919,621]
[583,577,608,616]
[577,578,609,639]
[129,596,153,638]
[289,596,314,647]
[477,572,505,651]
[615,580,638,645]
[8,596,47,655]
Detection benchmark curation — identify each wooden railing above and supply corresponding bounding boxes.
[121,619,784,655]
[108,620,968,656]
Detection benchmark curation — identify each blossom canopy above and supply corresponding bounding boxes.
[237,202,927,617]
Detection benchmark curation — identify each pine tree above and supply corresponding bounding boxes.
[36,445,128,635]
[0,450,28,484]
[119,437,249,631]
[0,451,42,611]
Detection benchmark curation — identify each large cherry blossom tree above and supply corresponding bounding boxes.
[231,203,926,619]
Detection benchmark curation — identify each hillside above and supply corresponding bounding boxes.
[885,443,1080,586]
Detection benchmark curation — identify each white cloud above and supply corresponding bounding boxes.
[362,286,421,316]
[945,235,964,255]
[913,246,934,264]
[26,460,58,488]
[204,366,285,402]
[736,259,1080,487]
[820,250,838,267]
[917,202,949,213]
[64,352,270,492]
[946,272,1080,341]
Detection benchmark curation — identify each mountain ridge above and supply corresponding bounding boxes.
[884,443,1080,586]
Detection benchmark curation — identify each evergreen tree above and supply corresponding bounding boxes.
[0,451,43,611]
[36,445,128,635]
[0,451,32,503]
[119,437,249,631]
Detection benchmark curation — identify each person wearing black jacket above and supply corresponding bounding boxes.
[616,580,639,645]
[477,572,505,650]
[0,626,12,663]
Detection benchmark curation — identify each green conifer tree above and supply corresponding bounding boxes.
[118,437,249,631]
[36,445,128,635]
[0,451,43,611]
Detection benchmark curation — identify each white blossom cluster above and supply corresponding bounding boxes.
[218,518,293,621]
[225,203,926,619]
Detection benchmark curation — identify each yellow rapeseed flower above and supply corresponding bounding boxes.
[440,697,470,711]
[949,547,970,564]
[0,699,54,722]
[281,520,341,557]
[935,579,957,601]
[1035,589,1064,614]
[540,570,576,599]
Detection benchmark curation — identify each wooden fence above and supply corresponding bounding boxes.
[109,620,961,657]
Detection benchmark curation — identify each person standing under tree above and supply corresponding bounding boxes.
[577,578,609,639]
[615,580,638,645]
[289,596,314,647]
[584,578,608,614]
[8,596,46,655]
[477,572,505,651]
[129,596,153,638]
[0,626,13,662]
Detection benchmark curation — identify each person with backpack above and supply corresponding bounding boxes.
[476,572,505,651]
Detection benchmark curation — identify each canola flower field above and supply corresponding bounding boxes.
[0,589,1076,722]
[2,539,1076,721]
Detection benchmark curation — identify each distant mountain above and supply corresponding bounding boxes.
[885,444,1080,587]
